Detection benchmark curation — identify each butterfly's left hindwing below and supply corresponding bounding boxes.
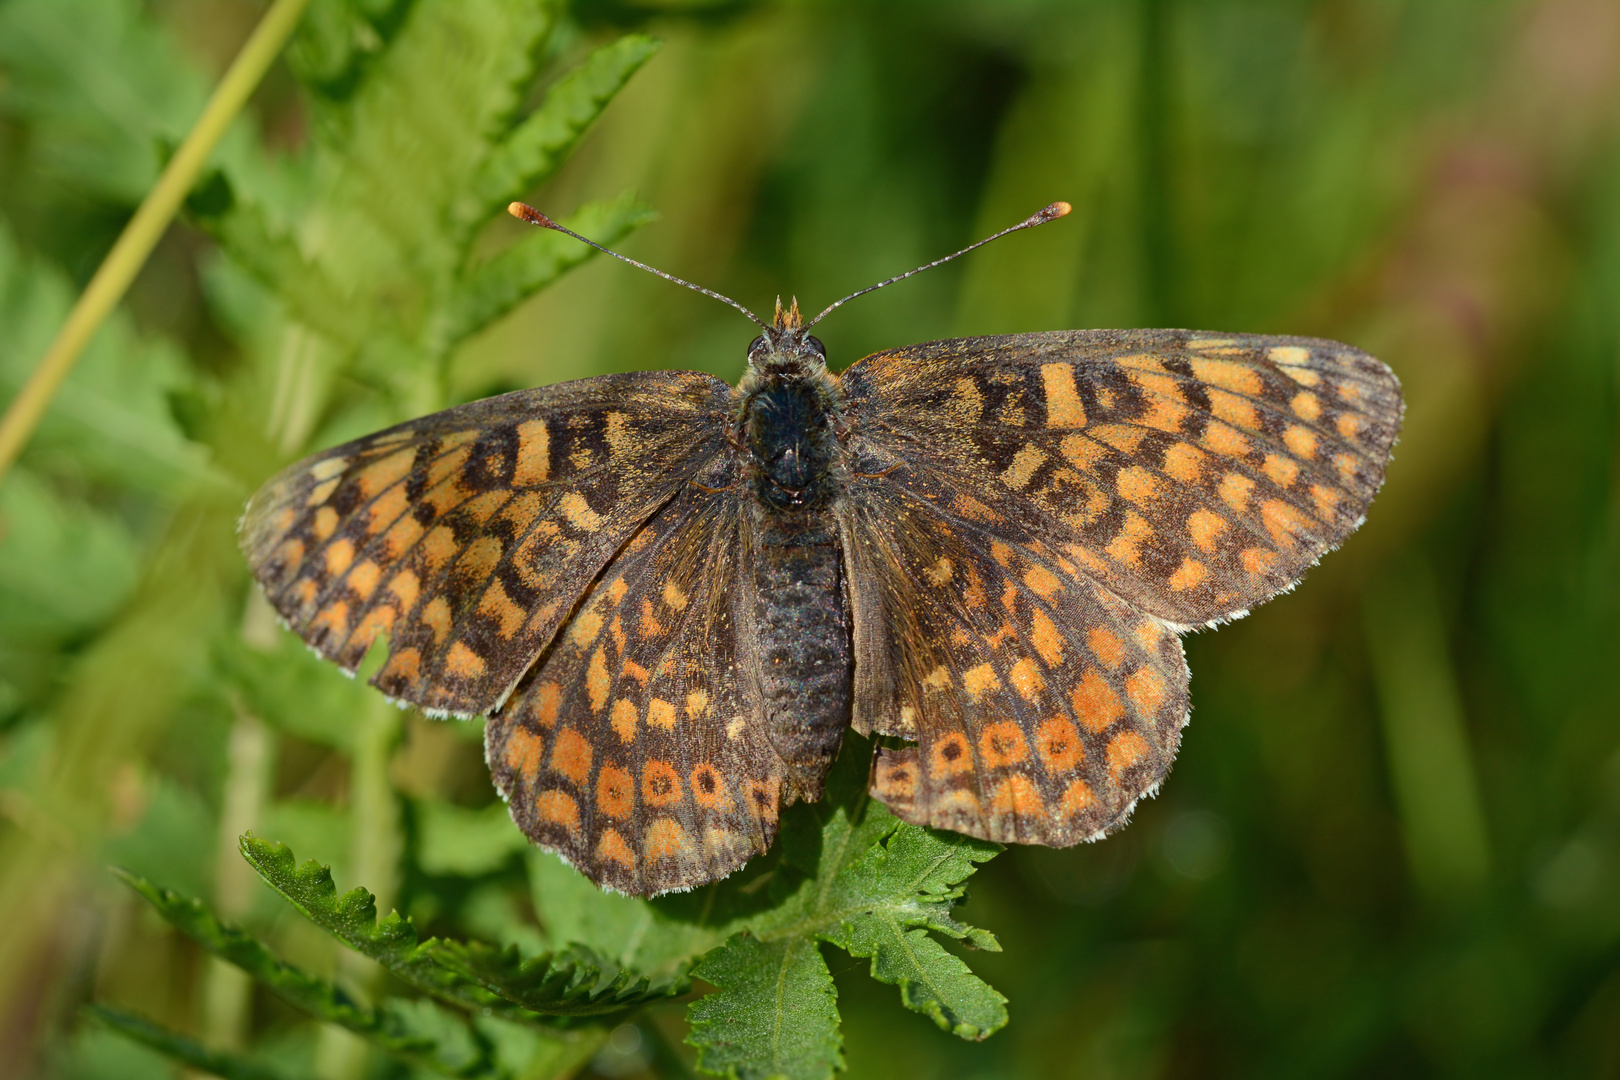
[240,371,733,716]
[487,464,784,897]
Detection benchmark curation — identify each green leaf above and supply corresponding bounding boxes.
[441,193,657,347]
[240,834,684,1017]
[85,1006,291,1080]
[114,868,500,1077]
[681,739,1006,1079]
[456,34,661,232]
[417,800,531,877]
[688,933,843,1080]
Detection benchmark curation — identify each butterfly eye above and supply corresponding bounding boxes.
[805,335,827,359]
[747,335,767,360]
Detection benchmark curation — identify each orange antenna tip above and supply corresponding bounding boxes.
[508,202,556,228]
[1047,201,1072,218]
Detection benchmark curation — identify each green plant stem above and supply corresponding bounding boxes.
[0,0,313,482]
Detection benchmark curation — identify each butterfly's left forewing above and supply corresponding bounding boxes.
[241,371,733,717]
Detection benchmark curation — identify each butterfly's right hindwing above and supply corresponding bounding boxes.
[240,371,734,717]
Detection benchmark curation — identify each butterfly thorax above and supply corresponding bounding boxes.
[734,308,852,802]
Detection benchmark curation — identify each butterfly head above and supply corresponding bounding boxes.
[744,296,828,378]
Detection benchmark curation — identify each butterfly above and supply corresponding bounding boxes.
[240,201,1403,897]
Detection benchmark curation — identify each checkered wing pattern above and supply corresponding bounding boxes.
[485,463,784,896]
[840,329,1400,843]
[240,371,733,717]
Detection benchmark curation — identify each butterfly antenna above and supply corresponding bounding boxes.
[805,201,1073,329]
[508,202,771,330]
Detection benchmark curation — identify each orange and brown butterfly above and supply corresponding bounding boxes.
[240,200,1402,897]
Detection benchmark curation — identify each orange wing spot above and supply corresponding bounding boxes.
[1073,668,1124,733]
[444,641,486,678]
[1162,442,1204,483]
[1218,472,1255,512]
[638,599,665,637]
[1106,730,1153,781]
[1023,566,1063,599]
[987,623,1017,649]
[1000,445,1047,490]
[873,758,916,800]
[685,689,711,719]
[549,727,592,785]
[1060,432,1106,470]
[1008,658,1045,702]
[1284,425,1319,459]
[1291,391,1322,421]
[455,536,503,583]
[933,788,984,821]
[1029,607,1064,666]
[1125,667,1168,716]
[587,648,611,712]
[1088,627,1126,668]
[1335,452,1360,484]
[425,442,473,490]
[690,764,733,809]
[347,560,382,599]
[1135,620,1164,652]
[662,581,689,611]
[1336,413,1364,440]
[1262,454,1300,488]
[611,613,627,651]
[366,484,409,534]
[745,777,781,822]
[1267,344,1311,368]
[1035,717,1083,773]
[496,490,542,529]
[605,577,628,605]
[421,596,452,644]
[274,538,305,572]
[610,698,638,742]
[597,765,634,818]
[291,578,319,609]
[642,761,683,807]
[355,448,414,499]
[503,726,544,781]
[1092,424,1148,454]
[1191,356,1264,396]
[309,457,348,482]
[1040,363,1087,428]
[380,513,425,561]
[568,610,605,648]
[350,605,395,651]
[1241,546,1279,578]
[597,829,636,869]
[305,477,340,507]
[421,476,469,520]
[980,721,1030,767]
[1311,483,1344,518]
[325,538,355,577]
[1000,583,1019,613]
[961,564,988,610]
[312,506,340,541]
[512,420,550,485]
[1261,499,1313,549]
[645,818,689,861]
[420,526,459,572]
[526,681,560,727]
[476,578,525,638]
[953,493,1001,523]
[647,698,677,730]
[1210,389,1260,431]
[1187,509,1227,552]
[989,542,1016,567]
[948,376,985,424]
[1117,466,1159,504]
[1105,510,1153,569]
[1060,778,1097,818]
[923,557,953,586]
[621,659,650,685]
[270,506,297,536]
[380,646,422,687]
[989,775,1046,822]
[560,492,602,531]
[922,665,953,693]
[962,663,1000,702]
[930,733,973,778]
[312,599,349,637]
[535,789,580,832]
[457,490,509,528]
[1168,558,1207,592]
[1202,421,1251,459]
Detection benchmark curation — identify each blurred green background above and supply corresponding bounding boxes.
[3,0,1619,1076]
